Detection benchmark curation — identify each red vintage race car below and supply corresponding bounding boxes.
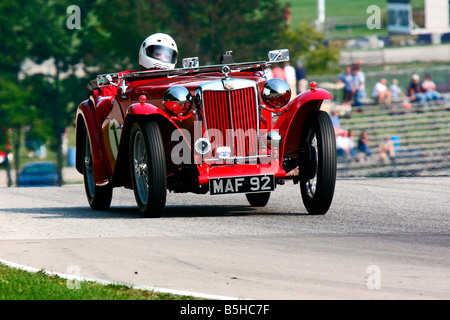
[75,49,336,217]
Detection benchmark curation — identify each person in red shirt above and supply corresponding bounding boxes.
[271,63,285,80]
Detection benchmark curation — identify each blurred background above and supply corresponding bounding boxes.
[1,0,449,187]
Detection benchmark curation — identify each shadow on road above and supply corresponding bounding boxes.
[1,204,307,219]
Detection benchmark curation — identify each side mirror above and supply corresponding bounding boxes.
[268,49,290,62]
[182,57,199,68]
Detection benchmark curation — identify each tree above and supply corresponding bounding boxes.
[281,22,340,75]
[0,77,31,184]
[0,0,46,183]
[80,0,168,73]
[165,0,285,64]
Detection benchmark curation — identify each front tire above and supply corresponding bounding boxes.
[299,111,336,215]
[129,121,167,218]
[82,129,112,210]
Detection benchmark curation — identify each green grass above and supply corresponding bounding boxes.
[0,263,201,300]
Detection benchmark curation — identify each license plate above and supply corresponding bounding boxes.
[209,175,275,195]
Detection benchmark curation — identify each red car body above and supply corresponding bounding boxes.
[75,50,337,217]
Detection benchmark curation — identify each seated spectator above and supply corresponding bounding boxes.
[421,74,441,101]
[347,130,357,159]
[389,79,403,99]
[357,130,373,157]
[408,74,426,103]
[336,131,356,159]
[331,110,346,136]
[372,78,391,105]
[379,136,395,163]
[389,79,412,110]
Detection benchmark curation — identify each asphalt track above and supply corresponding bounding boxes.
[0,177,449,300]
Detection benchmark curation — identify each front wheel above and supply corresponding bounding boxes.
[129,121,167,218]
[82,129,112,210]
[299,111,336,215]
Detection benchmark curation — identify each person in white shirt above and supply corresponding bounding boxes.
[284,61,297,97]
[352,61,366,106]
[336,131,356,159]
[372,78,391,105]
[421,74,441,101]
[389,79,403,99]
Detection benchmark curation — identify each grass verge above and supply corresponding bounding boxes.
[0,263,200,300]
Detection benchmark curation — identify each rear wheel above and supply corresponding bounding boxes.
[129,121,167,218]
[82,129,112,210]
[299,111,336,215]
[245,192,271,207]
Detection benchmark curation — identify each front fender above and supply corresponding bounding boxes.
[275,88,333,158]
[111,102,194,187]
[75,100,111,183]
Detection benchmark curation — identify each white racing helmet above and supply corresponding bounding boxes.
[139,33,178,70]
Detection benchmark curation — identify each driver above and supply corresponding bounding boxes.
[90,33,178,120]
[92,33,178,97]
[139,33,178,70]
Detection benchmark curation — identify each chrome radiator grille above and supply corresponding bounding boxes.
[202,87,258,158]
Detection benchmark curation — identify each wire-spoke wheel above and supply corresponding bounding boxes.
[82,128,112,210]
[129,121,166,218]
[299,111,336,215]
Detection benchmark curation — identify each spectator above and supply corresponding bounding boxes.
[389,79,403,99]
[336,131,351,159]
[330,110,345,136]
[389,79,412,110]
[352,61,366,107]
[347,130,357,159]
[421,74,441,101]
[284,61,297,97]
[0,150,5,165]
[357,130,373,157]
[408,74,426,103]
[265,66,273,79]
[271,63,285,80]
[337,67,354,109]
[336,130,357,160]
[379,136,395,163]
[296,61,308,93]
[371,78,391,105]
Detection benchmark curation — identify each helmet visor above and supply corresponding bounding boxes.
[146,45,177,64]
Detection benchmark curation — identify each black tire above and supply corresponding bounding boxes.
[82,129,112,210]
[246,192,271,207]
[299,111,336,215]
[129,121,167,218]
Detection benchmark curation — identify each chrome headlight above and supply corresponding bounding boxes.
[163,86,194,119]
[262,78,291,111]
